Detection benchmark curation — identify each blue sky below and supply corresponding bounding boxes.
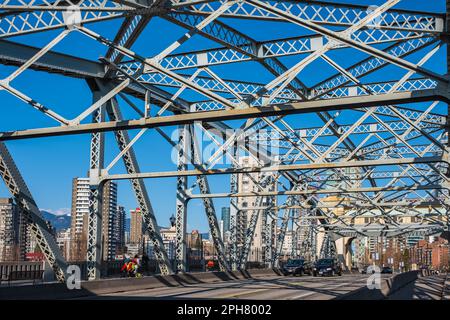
[0,0,446,232]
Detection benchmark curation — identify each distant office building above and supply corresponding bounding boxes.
[124,231,130,245]
[0,198,29,261]
[281,230,294,257]
[130,208,143,244]
[141,224,176,259]
[219,220,224,241]
[406,234,424,248]
[367,236,378,254]
[160,225,177,259]
[221,207,230,233]
[126,243,140,257]
[70,177,119,261]
[56,228,71,260]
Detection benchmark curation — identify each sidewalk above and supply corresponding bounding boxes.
[443,273,450,300]
[387,274,447,300]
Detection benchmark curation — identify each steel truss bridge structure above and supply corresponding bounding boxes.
[0,0,450,282]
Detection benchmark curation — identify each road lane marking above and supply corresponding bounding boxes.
[215,288,273,299]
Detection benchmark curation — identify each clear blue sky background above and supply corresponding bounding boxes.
[0,0,446,232]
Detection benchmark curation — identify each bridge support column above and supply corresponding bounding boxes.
[229,140,239,271]
[105,96,173,276]
[86,87,106,281]
[446,0,450,234]
[175,125,189,273]
[189,124,230,271]
[262,209,273,268]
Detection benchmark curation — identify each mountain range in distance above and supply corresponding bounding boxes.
[40,211,71,231]
[40,211,132,233]
[40,211,208,237]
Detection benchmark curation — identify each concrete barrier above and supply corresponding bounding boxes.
[0,268,283,300]
[337,270,422,300]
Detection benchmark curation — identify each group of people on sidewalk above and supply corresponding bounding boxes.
[120,254,150,278]
[120,256,218,277]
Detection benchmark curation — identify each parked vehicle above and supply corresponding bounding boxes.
[361,265,369,274]
[313,258,342,277]
[381,266,393,274]
[283,259,313,276]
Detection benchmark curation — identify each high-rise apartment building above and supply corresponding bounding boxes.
[70,178,90,261]
[0,198,29,261]
[221,207,230,234]
[236,156,277,262]
[102,181,118,261]
[130,208,143,244]
[70,178,119,261]
[115,205,126,255]
[0,198,18,261]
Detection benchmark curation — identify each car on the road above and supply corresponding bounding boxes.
[381,266,393,274]
[282,259,313,276]
[360,265,376,274]
[312,258,342,277]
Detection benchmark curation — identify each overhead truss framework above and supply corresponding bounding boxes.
[0,0,449,279]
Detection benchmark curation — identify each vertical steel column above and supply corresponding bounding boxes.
[319,232,337,259]
[262,209,274,268]
[0,142,67,281]
[261,207,268,265]
[189,125,230,271]
[273,208,292,267]
[86,89,106,281]
[175,125,189,272]
[447,0,450,77]
[229,143,239,270]
[446,0,450,234]
[311,220,318,262]
[291,212,299,258]
[239,206,261,269]
[106,98,173,275]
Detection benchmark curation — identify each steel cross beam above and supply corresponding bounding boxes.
[181,0,444,32]
[250,120,444,141]
[164,10,309,98]
[99,156,445,181]
[1,89,447,141]
[121,28,427,72]
[0,1,129,39]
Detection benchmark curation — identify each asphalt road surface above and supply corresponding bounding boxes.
[84,274,383,300]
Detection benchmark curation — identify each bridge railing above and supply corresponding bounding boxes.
[0,261,44,284]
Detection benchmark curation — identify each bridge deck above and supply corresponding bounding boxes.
[82,274,384,300]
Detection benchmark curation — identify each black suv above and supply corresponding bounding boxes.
[313,258,342,277]
[283,259,313,276]
[381,266,393,274]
